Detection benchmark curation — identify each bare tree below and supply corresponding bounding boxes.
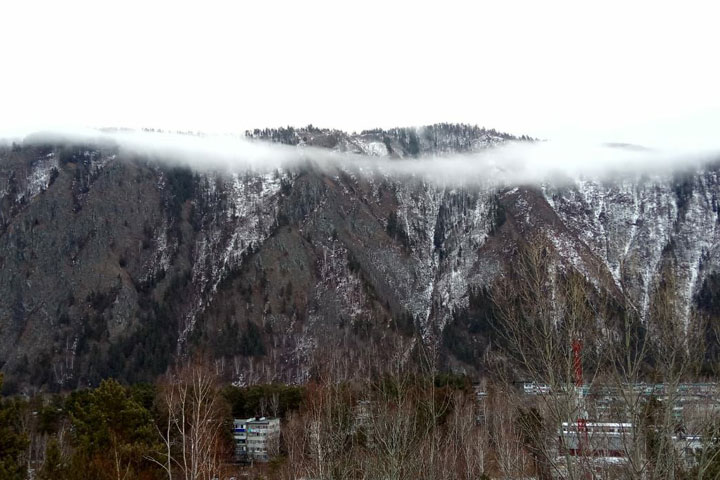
[148,359,231,480]
[488,234,720,479]
[446,390,489,480]
[490,237,606,478]
[487,385,531,478]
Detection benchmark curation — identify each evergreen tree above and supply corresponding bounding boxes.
[68,379,158,480]
[407,130,420,156]
[37,438,68,480]
[0,374,29,480]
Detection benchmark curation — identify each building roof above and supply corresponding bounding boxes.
[235,416,279,423]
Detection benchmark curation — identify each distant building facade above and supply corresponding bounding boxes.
[559,422,633,459]
[233,417,280,462]
[523,382,551,395]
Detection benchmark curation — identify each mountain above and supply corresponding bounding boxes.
[1,124,719,393]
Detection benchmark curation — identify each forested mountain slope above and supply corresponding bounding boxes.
[1,124,719,392]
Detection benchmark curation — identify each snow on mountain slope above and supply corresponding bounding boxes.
[542,167,720,329]
[2,126,720,389]
[179,169,287,346]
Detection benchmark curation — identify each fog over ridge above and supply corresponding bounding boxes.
[4,127,720,188]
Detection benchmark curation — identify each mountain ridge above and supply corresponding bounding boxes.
[1,124,718,393]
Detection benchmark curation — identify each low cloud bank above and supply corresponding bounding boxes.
[5,127,720,188]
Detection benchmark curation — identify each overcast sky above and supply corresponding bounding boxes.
[1,0,719,146]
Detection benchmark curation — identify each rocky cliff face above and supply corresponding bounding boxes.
[0,125,718,392]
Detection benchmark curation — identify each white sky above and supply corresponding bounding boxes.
[1,0,719,145]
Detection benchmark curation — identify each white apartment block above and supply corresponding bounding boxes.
[233,416,280,462]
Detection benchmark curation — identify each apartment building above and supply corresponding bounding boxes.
[233,416,280,462]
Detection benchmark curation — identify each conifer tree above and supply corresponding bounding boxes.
[0,374,29,480]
